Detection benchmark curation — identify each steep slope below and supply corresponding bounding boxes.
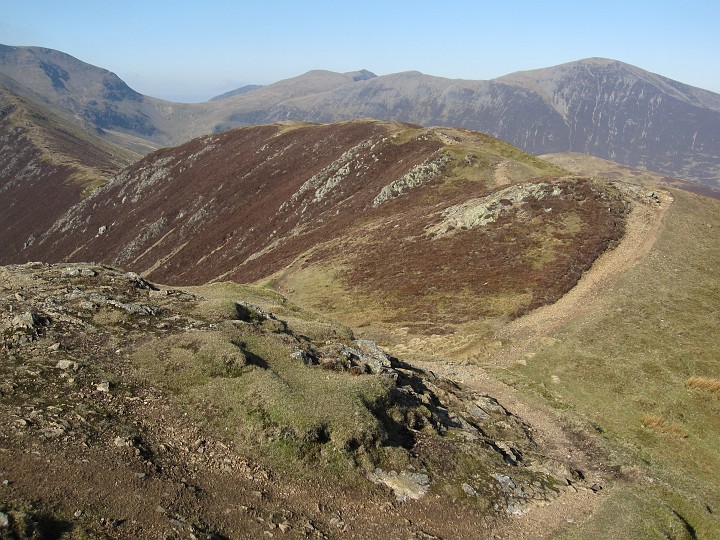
[0,45,207,152]
[3,45,718,187]
[264,60,720,187]
[201,59,720,187]
[0,46,377,151]
[25,120,635,341]
[498,58,720,185]
[0,80,137,263]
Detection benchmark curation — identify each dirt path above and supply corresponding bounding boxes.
[495,188,673,367]
[412,189,674,537]
[494,159,513,186]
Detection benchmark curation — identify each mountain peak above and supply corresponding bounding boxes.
[345,69,377,81]
[2,44,719,187]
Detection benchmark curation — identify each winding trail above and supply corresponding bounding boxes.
[412,189,674,538]
[494,189,673,367]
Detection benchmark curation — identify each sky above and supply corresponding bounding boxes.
[1,0,719,102]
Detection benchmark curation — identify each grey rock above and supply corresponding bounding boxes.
[106,299,159,316]
[55,359,78,370]
[11,311,41,330]
[354,339,393,373]
[368,468,430,501]
[0,511,8,528]
[126,272,158,291]
[290,349,317,366]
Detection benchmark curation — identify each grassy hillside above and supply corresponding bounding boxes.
[492,189,720,537]
[541,151,720,199]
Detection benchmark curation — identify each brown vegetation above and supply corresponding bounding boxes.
[0,86,132,263]
[685,376,720,396]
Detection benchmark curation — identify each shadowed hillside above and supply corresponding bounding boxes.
[0,79,137,263]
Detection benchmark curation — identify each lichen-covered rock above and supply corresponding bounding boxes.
[372,153,451,207]
[426,180,564,238]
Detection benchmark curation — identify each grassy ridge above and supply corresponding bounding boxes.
[499,189,720,537]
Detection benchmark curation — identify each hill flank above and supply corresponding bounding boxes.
[21,120,638,342]
[0,81,137,263]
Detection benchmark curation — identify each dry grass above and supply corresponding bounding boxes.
[685,376,720,396]
[641,414,689,438]
[501,189,720,538]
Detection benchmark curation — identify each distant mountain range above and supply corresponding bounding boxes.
[1,44,719,188]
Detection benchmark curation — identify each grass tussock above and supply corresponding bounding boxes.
[685,376,720,396]
[641,415,689,438]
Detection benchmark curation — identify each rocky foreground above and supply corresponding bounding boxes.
[0,262,611,539]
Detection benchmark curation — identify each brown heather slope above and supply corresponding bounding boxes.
[26,120,636,340]
[0,81,137,263]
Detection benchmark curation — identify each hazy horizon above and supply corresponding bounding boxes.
[2,0,719,102]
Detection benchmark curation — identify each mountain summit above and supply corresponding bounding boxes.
[0,45,718,187]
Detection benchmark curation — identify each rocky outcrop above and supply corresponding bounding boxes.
[426,181,563,237]
[0,262,604,538]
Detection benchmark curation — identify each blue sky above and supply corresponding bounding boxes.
[1,0,718,102]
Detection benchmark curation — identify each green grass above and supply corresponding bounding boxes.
[131,290,400,478]
[187,280,355,342]
[495,189,720,536]
[129,280,559,497]
[559,485,702,540]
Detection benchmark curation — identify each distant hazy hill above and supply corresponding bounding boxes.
[209,84,263,101]
[1,44,718,187]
